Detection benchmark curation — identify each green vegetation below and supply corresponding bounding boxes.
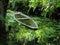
[9,0,60,17]
[6,10,60,45]
[0,0,60,45]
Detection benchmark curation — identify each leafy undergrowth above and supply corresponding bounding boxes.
[6,10,60,45]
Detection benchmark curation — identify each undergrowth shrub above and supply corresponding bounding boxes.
[6,10,60,45]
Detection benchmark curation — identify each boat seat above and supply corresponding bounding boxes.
[16,18,29,20]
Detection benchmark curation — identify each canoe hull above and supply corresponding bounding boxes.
[14,12,38,29]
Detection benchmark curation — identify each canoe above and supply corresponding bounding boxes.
[14,12,38,29]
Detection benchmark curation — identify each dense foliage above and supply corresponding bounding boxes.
[9,0,60,18]
[0,0,60,45]
[5,10,60,45]
[5,0,60,45]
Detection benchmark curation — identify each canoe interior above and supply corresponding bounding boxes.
[18,19,36,27]
[15,14,26,18]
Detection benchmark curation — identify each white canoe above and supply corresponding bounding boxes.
[14,12,38,29]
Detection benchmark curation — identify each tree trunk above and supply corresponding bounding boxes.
[0,0,9,44]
